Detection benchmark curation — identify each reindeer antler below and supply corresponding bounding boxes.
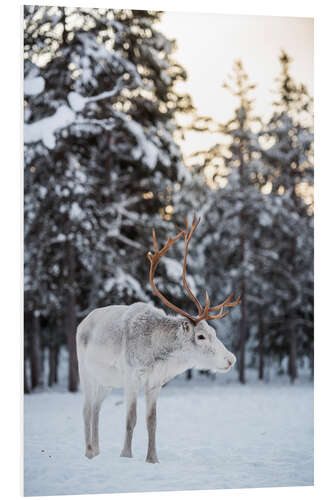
[147,226,197,322]
[147,214,241,325]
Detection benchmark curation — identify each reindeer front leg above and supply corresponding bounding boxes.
[145,385,161,464]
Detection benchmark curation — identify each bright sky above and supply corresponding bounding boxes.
[158,12,313,156]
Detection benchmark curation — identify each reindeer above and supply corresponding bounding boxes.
[76,215,240,463]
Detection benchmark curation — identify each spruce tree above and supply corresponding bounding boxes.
[24,7,194,391]
[258,51,313,381]
[190,61,268,383]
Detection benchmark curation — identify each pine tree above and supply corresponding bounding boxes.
[258,51,314,381]
[190,61,269,383]
[24,7,194,391]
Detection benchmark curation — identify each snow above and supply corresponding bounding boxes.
[24,76,45,96]
[67,91,86,112]
[69,202,84,221]
[163,256,184,281]
[120,114,159,170]
[259,211,272,227]
[104,268,150,302]
[68,80,124,112]
[24,105,75,149]
[24,375,313,496]
[76,32,111,61]
[163,256,198,294]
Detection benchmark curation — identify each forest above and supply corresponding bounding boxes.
[24,6,313,393]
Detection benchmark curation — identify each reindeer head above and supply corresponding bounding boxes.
[147,214,240,373]
[177,318,236,372]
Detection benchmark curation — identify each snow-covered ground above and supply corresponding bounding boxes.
[24,373,313,496]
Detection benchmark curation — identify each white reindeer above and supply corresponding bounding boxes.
[76,215,240,463]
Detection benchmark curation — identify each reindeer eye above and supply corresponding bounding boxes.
[198,334,206,340]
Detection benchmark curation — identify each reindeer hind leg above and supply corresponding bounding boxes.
[91,385,110,458]
[77,347,98,459]
[83,399,94,459]
[120,384,139,458]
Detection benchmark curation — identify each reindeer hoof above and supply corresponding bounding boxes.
[146,456,159,464]
[120,450,133,458]
[85,445,99,459]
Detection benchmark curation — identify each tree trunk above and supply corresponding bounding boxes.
[40,347,45,385]
[186,369,192,380]
[54,345,60,384]
[238,290,246,384]
[258,314,265,380]
[238,231,247,384]
[288,329,297,383]
[288,205,298,383]
[238,145,247,385]
[24,356,30,394]
[66,240,79,392]
[48,346,56,387]
[30,312,42,390]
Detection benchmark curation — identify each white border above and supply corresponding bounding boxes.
[1,1,332,499]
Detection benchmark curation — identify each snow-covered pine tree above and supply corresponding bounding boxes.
[258,51,314,381]
[24,7,194,391]
[189,61,269,384]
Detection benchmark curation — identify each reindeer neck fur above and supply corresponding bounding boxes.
[124,304,194,386]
